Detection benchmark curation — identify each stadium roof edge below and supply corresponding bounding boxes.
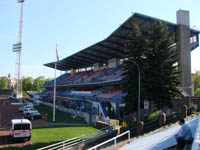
[44,12,200,71]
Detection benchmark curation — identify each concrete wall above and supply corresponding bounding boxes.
[108,58,117,68]
[176,10,190,27]
[176,10,192,96]
[93,63,100,71]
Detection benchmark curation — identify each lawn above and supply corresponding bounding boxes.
[5,126,99,150]
[4,104,98,150]
[34,105,84,124]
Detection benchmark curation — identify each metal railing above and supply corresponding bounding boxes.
[88,130,130,150]
[37,127,110,150]
[37,135,86,150]
[191,115,200,150]
[86,127,110,139]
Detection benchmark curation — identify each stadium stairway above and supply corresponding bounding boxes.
[100,102,107,118]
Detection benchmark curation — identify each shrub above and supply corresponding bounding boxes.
[148,110,161,121]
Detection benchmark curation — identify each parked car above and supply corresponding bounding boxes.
[14,117,24,119]
[25,111,43,120]
[23,108,37,116]
[18,106,31,112]
[24,102,34,108]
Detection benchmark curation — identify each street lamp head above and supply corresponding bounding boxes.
[18,0,24,3]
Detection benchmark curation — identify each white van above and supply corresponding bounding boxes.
[10,119,32,141]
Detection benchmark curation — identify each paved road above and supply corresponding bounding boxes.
[0,99,32,148]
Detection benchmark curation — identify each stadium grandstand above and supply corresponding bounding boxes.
[40,10,200,122]
[0,89,14,98]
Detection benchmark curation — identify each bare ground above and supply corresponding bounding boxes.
[0,98,50,149]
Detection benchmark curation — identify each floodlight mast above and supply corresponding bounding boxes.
[13,0,24,99]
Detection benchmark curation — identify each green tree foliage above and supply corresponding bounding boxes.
[123,24,147,113]
[144,22,180,109]
[32,76,46,92]
[45,78,51,85]
[195,88,200,96]
[22,77,34,91]
[0,77,8,89]
[2,76,50,93]
[192,71,200,96]
[123,22,181,113]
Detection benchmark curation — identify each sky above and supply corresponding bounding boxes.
[0,0,200,79]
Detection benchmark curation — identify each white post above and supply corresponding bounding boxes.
[114,139,117,150]
[128,131,130,143]
[53,62,57,122]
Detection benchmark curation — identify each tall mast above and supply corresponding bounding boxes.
[13,0,25,99]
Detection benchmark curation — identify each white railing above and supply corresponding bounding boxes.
[37,135,86,150]
[191,115,200,150]
[37,127,110,150]
[88,130,130,150]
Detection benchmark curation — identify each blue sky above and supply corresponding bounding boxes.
[0,0,200,78]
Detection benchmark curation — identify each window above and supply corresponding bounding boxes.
[14,124,30,130]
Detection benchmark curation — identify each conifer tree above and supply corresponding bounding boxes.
[123,22,181,113]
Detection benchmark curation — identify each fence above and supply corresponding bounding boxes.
[37,135,86,150]
[191,115,200,150]
[31,99,91,123]
[37,126,111,150]
[88,130,130,150]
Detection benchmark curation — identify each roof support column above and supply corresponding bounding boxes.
[176,10,192,96]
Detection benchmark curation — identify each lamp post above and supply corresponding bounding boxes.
[125,58,141,121]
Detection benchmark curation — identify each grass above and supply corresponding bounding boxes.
[34,105,84,124]
[4,126,99,150]
[3,104,98,150]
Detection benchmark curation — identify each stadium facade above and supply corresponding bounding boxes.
[40,10,200,121]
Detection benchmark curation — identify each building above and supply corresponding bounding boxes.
[41,10,199,121]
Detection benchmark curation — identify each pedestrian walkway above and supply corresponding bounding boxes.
[120,117,198,150]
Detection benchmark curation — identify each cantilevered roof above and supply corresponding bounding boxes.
[44,13,200,71]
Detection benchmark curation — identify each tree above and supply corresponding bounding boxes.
[192,71,200,96]
[0,77,8,89]
[144,22,180,109]
[45,78,52,85]
[123,22,181,113]
[123,24,147,113]
[33,76,46,92]
[195,88,200,96]
[22,77,34,91]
